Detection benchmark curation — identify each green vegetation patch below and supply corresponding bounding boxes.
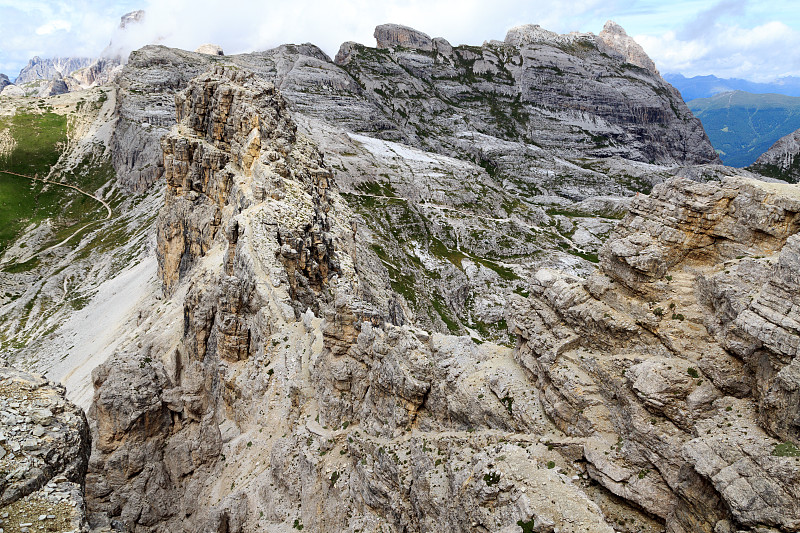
[0,110,68,176]
[772,441,800,457]
[0,109,113,256]
[688,91,800,167]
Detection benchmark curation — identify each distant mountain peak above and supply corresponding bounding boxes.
[665,73,800,101]
[15,56,94,84]
[119,9,145,29]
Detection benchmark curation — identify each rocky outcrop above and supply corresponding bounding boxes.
[119,10,145,29]
[0,367,90,532]
[0,84,24,98]
[0,73,10,92]
[341,22,720,175]
[194,44,224,56]
[750,128,800,183]
[510,176,800,533]
[98,20,727,342]
[44,73,70,96]
[374,24,434,51]
[71,57,123,88]
[108,46,219,191]
[33,19,789,533]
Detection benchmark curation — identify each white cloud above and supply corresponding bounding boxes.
[99,0,610,61]
[637,20,800,80]
[35,19,71,35]
[1,0,800,82]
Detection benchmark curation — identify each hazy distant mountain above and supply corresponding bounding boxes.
[15,56,94,84]
[666,73,800,101]
[687,90,800,167]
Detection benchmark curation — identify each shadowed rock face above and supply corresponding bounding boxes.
[510,177,800,533]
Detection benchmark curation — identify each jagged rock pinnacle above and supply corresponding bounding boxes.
[598,20,659,74]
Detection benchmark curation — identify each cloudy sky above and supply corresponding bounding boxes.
[1,0,799,82]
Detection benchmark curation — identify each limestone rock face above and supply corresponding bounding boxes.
[119,9,145,29]
[109,46,220,191]
[374,23,434,51]
[195,43,224,56]
[0,367,90,531]
[344,22,719,171]
[107,20,719,197]
[70,20,789,533]
[600,177,800,290]
[750,127,800,183]
[71,57,123,87]
[510,177,800,533]
[44,74,70,96]
[0,73,10,92]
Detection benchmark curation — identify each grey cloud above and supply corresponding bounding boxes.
[678,0,746,40]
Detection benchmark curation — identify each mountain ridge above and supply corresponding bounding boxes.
[1,20,797,533]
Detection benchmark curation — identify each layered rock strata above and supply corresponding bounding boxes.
[510,176,800,533]
[0,367,90,532]
[110,20,719,197]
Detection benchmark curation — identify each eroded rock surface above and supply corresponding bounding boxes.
[83,65,654,533]
[374,24,434,51]
[0,367,90,532]
[510,177,800,533]
[22,19,793,533]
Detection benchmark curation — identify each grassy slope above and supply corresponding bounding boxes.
[688,91,800,167]
[0,107,109,258]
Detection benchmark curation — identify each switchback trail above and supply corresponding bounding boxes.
[0,168,112,261]
[0,169,112,219]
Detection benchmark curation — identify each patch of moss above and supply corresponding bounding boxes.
[772,441,800,457]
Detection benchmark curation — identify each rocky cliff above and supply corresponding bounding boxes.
[510,176,800,532]
[750,127,800,183]
[84,64,650,533]
[99,21,727,341]
[0,367,90,532]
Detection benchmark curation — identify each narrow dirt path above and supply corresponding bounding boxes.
[0,168,111,219]
[0,168,112,262]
